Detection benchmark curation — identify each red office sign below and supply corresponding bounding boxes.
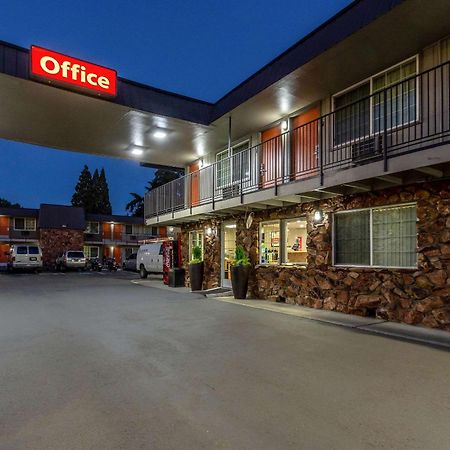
[30,45,117,97]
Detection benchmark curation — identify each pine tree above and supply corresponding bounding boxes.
[91,169,100,213]
[71,165,94,211]
[97,168,112,214]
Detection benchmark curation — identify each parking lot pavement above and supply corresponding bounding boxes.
[0,274,449,450]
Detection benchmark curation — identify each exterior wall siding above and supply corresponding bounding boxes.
[180,179,450,330]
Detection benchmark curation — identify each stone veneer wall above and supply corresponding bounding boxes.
[180,180,450,330]
[40,229,84,269]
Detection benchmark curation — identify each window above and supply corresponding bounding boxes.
[216,141,250,188]
[333,58,418,144]
[85,221,100,234]
[125,224,133,235]
[151,226,158,236]
[16,246,28,254]
[84,246,99,259]
[334,204,417,268]
[14,217,36,231]
[283,218,308,265]
[28,246,40,255]
[189,231,204,260]
[125,247,134,258]
[260,221,280,265]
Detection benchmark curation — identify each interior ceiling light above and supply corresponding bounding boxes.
[131,148,144,156]
[153,130,167,139]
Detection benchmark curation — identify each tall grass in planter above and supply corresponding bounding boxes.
[231,245,251,299]
[188,245,204,291]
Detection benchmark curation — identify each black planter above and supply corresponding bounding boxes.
[231,265,250,299]
[189,262,204,291]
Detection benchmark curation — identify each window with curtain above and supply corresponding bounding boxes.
[334,204,416,268]
[14,217,36,231]
[333,57,418,144]
[216,141,250,188]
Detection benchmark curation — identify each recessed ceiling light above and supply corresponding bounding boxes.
[153,130,167,139]
[131,148,143,156]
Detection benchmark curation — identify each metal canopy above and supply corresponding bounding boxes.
[0,0,449,166]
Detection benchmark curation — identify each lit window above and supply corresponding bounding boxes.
[83,246,99,259]
[260,221,280,265]
[283,218,308,264]
[189,231,204,260]
[334,204,417,268]
[14,217,36,231]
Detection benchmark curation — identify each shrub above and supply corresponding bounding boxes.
[190,245,203,264]
[232,245,251,266]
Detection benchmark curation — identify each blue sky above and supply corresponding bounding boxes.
[0,0,352,214]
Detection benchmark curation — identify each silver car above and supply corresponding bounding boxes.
[56,250,87,271]
[122,252,137,271]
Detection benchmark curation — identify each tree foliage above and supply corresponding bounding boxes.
[71,165,112,214]
[0,198,21,208]
[125,168,183,217]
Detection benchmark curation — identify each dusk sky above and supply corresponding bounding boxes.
[0,0,352,214]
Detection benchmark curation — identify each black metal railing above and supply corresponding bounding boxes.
[145,62,450,219]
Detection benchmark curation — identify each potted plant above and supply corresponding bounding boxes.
[188,245,204,291]
[231,245,251,299]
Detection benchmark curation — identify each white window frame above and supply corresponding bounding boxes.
[85,221,100,234]
[14,217,36,231]
[281,217,308,266]
[215,140,250,189]
[331,56,420,147]
[259,220,281,265]
[332,202,417,269]
[84,245,100,259]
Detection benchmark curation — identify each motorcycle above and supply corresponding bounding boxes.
[104,257,119,272]
[87,258,103,272]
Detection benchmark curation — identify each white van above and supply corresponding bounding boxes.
[7,244,43,272]
[137,243,163,278]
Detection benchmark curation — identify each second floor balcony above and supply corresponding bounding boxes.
[145,62,450,225]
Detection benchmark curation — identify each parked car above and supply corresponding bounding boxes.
[137,243,163,278]
[56,250,87,271]
[122,252,137,271]
[7,244,43,272]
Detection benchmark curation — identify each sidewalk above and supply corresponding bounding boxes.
[131,279,450,349]
[213,297,450,349]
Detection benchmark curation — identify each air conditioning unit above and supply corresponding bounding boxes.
[351,135,383,164]
[222,184,240,200]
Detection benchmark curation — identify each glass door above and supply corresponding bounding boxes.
[222,222,237,288]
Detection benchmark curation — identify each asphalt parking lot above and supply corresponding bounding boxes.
[0,272,449,450]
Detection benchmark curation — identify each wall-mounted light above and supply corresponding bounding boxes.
[205,226,217,237]
[314,209,325,223]
[198,158,204,168]
[281,120,289,132]
[168,226,174,233]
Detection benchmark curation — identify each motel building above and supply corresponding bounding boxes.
[0,0,449,330]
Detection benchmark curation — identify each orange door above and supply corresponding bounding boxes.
[102,223,111,240]
[189,162,200,207]
[159,226,167,238]
[291,106,320,180]
[0,244,10,263]
[113,247,122,264]
[113,224,122,241]
[0,216,9,235]
[260,126,284,189]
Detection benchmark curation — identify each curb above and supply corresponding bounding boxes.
[212,297,450,350]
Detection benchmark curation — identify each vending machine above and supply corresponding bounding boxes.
[162,240,183,286]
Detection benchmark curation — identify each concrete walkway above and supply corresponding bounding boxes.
[133,279,450,349]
